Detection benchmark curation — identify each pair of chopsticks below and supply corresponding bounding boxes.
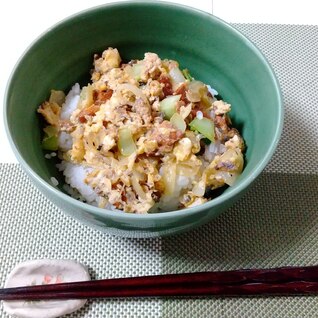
[2,265,318,301]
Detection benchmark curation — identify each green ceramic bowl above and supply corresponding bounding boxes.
[4,1,283,238]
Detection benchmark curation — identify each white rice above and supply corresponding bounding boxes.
[158,175,192,211]
[207,84,218,97]
[105,203,122,212]
[42,84,125,211]
[45,152,57,160]
[52,85,112,209]
[60,83,81,120]
[196,111,203,120]
[208,141,226,154]
[176,175,191,189]
[57,86,78,151]
[203,147,216,162]
[58,162,121,211]
[58,131,73,151]
[57,161,98,204]
[50,177,59,187]
[204,141,227,161]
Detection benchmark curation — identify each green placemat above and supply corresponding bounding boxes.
[1,24,318,318]
[0,164,162,317]
[162,23,318,318]
[162,173,318,317]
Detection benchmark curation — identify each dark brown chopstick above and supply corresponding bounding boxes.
[3,282,318,300]
[2,265,318,301]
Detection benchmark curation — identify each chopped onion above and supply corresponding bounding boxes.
[131,173,147,200]
[170,113,186,132]
[162,163,176,195]
[187,80,206,102]
[220,148,244,173]
[119,152,136,170]
[176,175,191,189]
[216,171,238,186]
[169,67,185,90]
[79,84,94,110]
[192,180,206,196]
[117,83,148,104]
[179,104,192,119]
[176,164,196,177]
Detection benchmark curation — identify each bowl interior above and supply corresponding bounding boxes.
[5,2,282,214]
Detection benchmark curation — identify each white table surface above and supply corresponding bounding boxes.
[1,0,317,163]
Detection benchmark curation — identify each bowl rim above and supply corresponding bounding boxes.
[3,0,284,221]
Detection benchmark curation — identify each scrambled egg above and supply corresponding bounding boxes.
[38,48,245,213]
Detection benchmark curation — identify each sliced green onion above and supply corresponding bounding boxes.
[170,113,186,132]
[159,95,181,119]
[118,128,137,156]
[182,68,193,81]
[42,125,59,151]
[131,63,144,81]
[189,117,215,141]
[42,135,58,151]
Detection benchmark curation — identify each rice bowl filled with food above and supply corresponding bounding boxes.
[37,47,245,214]
[5,1,283,237]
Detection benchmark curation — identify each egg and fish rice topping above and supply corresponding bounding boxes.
[38,48,244,213]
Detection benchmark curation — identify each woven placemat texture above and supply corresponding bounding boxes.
[235,24,318,175]
[0,164,162,317]
[162,173,318,317]
[1,24,318,318]
[162,24,318,317]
